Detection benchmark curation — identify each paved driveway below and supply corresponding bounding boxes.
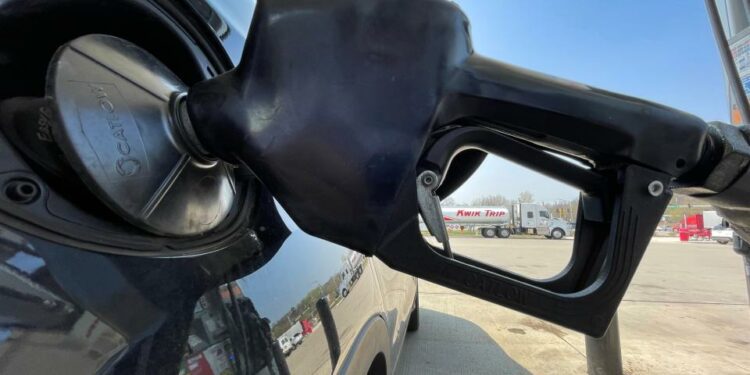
[397,237,750,374]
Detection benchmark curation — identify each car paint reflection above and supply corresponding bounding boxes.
[0,226,127,374]
[1,190,414,375]
[0,1,414,373]
[181,203,407,374]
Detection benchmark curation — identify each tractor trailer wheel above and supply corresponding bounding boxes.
[551,228,565,240]
[497,228,511,238]
[480,228,497,238]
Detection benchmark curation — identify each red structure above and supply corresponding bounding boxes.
[677,214,711,241]
[300,319,313,335]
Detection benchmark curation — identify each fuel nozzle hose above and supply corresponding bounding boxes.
[676,122,750,242]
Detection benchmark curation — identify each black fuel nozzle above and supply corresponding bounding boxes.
[676,122,750,241]
[186,0,711,254]
[181,0,723,337]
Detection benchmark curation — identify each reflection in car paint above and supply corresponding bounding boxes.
[0,181,415,375]
[0,1,417,370]
[180,283,289,375]
[0,226,127,374]
[339,252,365,298]
[178,200,416,374]
[203,0,255,65]
[181,244,376,374]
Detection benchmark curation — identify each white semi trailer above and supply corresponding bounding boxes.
[338,251,364,297]
[441,203,573,239]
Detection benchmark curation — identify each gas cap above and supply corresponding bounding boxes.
[47,34,234,236]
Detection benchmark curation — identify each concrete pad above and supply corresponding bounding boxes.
[396,237,750,374]
[396,308,532,375]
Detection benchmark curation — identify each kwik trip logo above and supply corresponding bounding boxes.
[88,84,142,177]
[455,209,506,217]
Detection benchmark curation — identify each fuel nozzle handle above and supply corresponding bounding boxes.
[184,0,715,253]
[181,0,750,336]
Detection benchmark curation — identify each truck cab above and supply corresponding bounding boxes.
[517,203,547,231]
[514,203,570,239]
[278,336,294,356]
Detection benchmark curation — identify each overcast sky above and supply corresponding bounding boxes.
[448,0,729,204]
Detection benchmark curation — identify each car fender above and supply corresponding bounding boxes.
[335,314,391,375]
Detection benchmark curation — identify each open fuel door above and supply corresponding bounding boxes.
[179,0,741,337]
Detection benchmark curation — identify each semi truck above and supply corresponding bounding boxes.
[704,210,735,244]
[441,203,573,239]
[338,251,365,297]
[277,318,314,355]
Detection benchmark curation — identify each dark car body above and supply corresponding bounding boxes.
[0,0,417,373]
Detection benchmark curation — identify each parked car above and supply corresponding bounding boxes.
[711,224,734,245]
[279,336,295,357]
[0,1,418,374]
[291,333,304,348]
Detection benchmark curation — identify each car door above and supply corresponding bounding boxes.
[524,210,536,229]
[537,210,551,235]
[370,258,416,358]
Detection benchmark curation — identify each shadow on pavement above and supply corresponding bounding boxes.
[395,308,531,375]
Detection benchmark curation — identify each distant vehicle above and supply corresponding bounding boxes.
[703,210,722,229]
[279,319,305,347]
[278,336,294,356]
[300,319,313,335]
[441,203,573,239]
[711,224,734,245]
[339,252,365,297]
[292,332,304,347]
[677,213,712,241]
[703,210,733,244]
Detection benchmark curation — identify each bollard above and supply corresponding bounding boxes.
[316,297,341,367]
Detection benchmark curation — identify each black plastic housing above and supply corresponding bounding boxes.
[185,0,710,336]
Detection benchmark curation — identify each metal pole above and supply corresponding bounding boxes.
[708,0,750,305]
[585,312,623,375]
[316,297,341,367]
[733,234,750,303]
[705,0,750,122]
[743,255,750,303]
